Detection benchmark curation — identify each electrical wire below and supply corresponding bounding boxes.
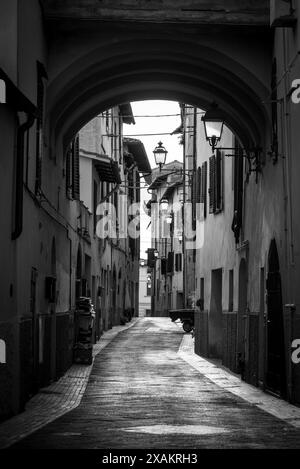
[98,112,205,118]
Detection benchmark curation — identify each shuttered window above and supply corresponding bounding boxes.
[66,135,80,200]
[161,258,167,276]
[196,167,201,204]
[215,150,223,212]
[35,64,45,194]
[232,140,244,243]
[192,172,197,230]
[208,152,223,215]
[208,155,216,213]
[66,146,72,198]
[167,252,174,274]
[72,135,80,200]
[201,161,207,219]
[175,253,182,272]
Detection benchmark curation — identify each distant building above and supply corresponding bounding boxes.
[78,107,151,333]
[147,161,184,316]
[139,259,151,317]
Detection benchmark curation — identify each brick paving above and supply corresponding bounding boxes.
[0,319,137,449]
[5,317,300,449]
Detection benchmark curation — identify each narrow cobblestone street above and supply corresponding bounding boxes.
[6,318,300,449]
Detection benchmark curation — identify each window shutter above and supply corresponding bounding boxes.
[161,258,167,275]
[192,172,197,230]
[167,252,174,274]
[208,155,216,213]
[233,140,244,243]
[175,253,182,272]
[72,135,80,200]
[201,162,207,219]
[196,167,201,204]
[35,73,44,194]
[66,146,72,198]
[215,150,223,211]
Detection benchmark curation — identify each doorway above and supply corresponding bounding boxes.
[265,240,286,397]
[237,258,248,378]
[209,269,223,358]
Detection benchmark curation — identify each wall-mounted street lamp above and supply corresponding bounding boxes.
[160,198,169,212]
[202,102,262,182]
[201,103,225,152]
[153,141,168,171]
[166,212,173,225]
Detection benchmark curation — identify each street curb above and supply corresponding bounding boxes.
[0,318,138,449]
[178,333,300,428]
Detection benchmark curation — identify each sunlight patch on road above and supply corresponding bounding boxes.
[122,425,230,435]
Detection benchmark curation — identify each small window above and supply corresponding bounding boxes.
[0,339,6,364]
[146,280,151,296]
[0,79,6,103]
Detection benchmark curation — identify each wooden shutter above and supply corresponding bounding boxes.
[161,258,167,276]
[233,141,244,243]
[215,150,223,212]
[72,135,80,200]
[208,155,216,213]
[175,253,182,272]
[167,252,174,274]
[192,172,197,231]
[35,72,44,194]
[201,161,207,219]
[175,253,179,272]
[196,167,201,204]
[66,145,72,198]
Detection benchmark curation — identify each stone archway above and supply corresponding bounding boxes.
[42,23,271,156]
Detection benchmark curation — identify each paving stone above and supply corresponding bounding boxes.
[6,318,300,449]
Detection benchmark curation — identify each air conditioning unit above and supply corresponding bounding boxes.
[270,0,297,28]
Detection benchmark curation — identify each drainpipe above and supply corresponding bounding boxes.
[182,105,186,308]
[12,112,35,240]
[192,107,197,297]
[282,28,296,402]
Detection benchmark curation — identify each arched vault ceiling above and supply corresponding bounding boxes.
[45,31,271,153]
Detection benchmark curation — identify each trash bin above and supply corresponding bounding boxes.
[73,297,95,365]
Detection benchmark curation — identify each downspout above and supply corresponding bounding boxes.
[12,112,36,240]
[182,105,186,308]
[192,107,197,298]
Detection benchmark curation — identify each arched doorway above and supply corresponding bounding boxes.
[237,258,248,378]
[266,239,286,397]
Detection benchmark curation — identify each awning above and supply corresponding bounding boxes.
[161,179,183,200]
[147,173,168,190]
[94,158,122,184]
[119,103,135,125]
[123,137,152,184]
